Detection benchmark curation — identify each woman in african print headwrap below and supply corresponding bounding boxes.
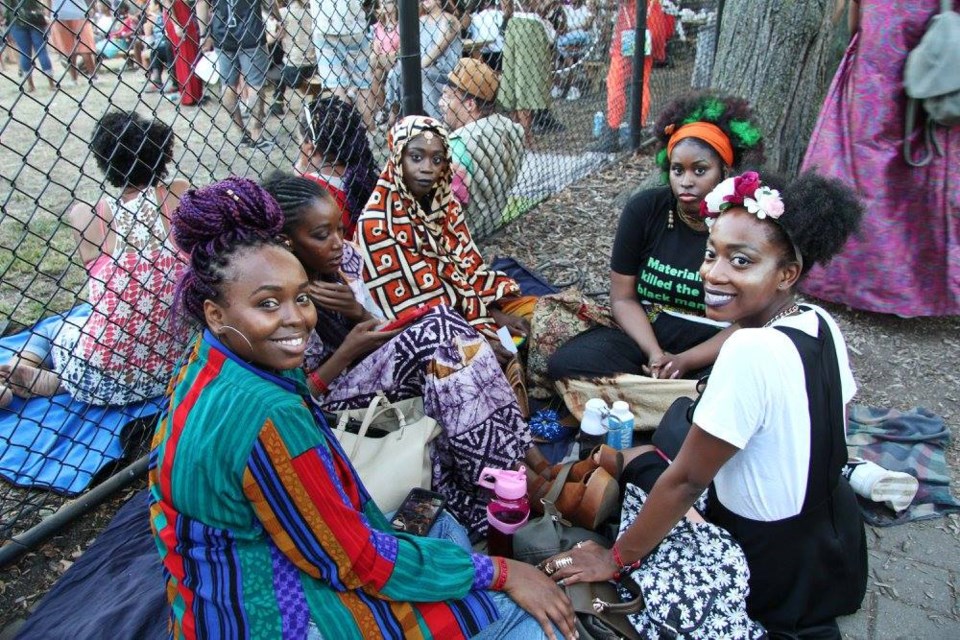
[358,115,536,366]
[263,172,539,541]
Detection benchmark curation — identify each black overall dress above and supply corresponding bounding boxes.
[707,315,868,639]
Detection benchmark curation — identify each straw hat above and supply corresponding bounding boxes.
[445,58,499,103]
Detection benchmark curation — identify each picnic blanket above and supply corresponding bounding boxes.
[847,405,960,526]
[0,307,166,495]
[15,490,168,640]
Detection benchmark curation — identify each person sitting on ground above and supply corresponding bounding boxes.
[358,115,535,365]
[151,176,576,639]
[296,95,379,240]
[264,172,545,538]
[0,111,188,407]
[543,170,868,638]
[548,91,765,383]
[439,58,525,240]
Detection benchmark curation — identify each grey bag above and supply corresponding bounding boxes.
[903,0,960,166]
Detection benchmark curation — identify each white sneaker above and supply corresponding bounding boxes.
[550,85,563,99]
[566,86,581,101]
[843,459,919,513]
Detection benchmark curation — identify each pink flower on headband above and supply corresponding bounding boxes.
[700,172,784,227]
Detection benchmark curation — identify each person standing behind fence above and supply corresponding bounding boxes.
[3,0,56,92]
[49,0,98,84]
[594,0,674,152]
[309,0,375,129]
[496,0,555,146]
[439,58,525,240]
[197,0,275,149]
[161,0,204,106]
[0,111,188,407]
[369,0,399,120]
[267,0,314,115]
[296,95,379,239]
[798,0,960,317]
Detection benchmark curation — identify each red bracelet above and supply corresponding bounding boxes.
[307,370,328,396]
[492,557,509,591]
[611,542,643,581]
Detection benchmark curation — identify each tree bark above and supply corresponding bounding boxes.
[711,0,835,177]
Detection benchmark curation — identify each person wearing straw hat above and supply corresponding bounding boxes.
[439,58,525,239]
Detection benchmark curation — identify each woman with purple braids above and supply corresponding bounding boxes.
[149,176,576,640]
[296,95,380,240]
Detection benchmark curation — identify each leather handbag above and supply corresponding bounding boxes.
[330,392,440,512]
[568,580,643,640]
[513,463,612,566]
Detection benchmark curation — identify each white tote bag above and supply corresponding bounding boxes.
[331,393,439,512]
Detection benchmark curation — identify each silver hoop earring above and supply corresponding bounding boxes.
[219,325,254,355]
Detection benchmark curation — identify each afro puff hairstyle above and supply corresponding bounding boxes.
[653,90,766,181]
[90,111,174,189]
[776,172,863,277]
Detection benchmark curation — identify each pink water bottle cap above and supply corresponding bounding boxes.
[478,466,528,500]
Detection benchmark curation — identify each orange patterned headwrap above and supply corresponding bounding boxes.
[665,122,735,167]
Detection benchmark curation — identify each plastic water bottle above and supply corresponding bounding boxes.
[606,400,635,450]
[579,398,609,459]
[593,111,605,138]
[477,467,530,558]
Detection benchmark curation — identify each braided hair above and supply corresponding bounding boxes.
[172,177,286,325]
[654,91,766,181]
[91,110,175,188]
[261,171,357,353]
[299,96,379,228]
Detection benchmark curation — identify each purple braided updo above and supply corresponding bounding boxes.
[172,176,285,324]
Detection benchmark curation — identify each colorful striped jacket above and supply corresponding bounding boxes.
[149,332,498,639]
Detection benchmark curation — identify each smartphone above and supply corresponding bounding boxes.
[391,488,447,536]
[378,305,434,332]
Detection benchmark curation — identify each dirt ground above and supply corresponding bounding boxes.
[2,150,958,633]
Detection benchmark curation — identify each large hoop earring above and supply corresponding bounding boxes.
[219,325,254,356]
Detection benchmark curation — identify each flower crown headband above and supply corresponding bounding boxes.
[698,171,784,226]
[699,171,803,268]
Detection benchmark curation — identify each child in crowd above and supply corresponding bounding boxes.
[369,0,399,119]
[269,0,315,116]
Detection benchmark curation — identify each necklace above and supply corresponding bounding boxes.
[668,203,707,232]
[763,303,800,328]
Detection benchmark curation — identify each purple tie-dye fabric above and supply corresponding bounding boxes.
[800,0,959,317]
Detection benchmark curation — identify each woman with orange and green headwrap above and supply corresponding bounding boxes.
[548,92,765,383]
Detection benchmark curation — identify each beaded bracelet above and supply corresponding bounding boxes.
[307,370,328,396]
[611,542,643,581]
[492,557,509,591]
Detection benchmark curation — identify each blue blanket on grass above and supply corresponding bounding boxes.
[0,306,165,495]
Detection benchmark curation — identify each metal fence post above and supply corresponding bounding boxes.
[628,0,649,151]
[397,0,423,117]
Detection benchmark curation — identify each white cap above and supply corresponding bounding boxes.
[611,400,630,413]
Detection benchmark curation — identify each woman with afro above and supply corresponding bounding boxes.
[0,110,189,407]
[549,91,765,383]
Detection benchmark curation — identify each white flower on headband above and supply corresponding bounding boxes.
[745,186,785,220]
[699,172,785,225]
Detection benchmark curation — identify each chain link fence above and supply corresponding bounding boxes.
[0,0,718,562]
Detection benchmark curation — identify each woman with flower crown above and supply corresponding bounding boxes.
[548,91,766,383]
[541,171,869,638]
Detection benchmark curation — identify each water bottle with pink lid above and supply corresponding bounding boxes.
[477,467,530,558]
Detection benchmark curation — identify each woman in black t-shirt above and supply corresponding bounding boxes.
[549,92,766,381]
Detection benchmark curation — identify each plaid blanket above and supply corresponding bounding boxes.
[847,405,960,526]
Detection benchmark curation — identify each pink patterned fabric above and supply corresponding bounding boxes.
[53,188,188,405]
[800,1,959,317]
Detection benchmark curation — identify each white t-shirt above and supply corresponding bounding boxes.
[692,305,856,522]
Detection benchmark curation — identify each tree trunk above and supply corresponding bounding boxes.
[711,0,835,177]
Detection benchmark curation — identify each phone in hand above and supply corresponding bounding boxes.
[378,305,434,332]
[390,488,447,536]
